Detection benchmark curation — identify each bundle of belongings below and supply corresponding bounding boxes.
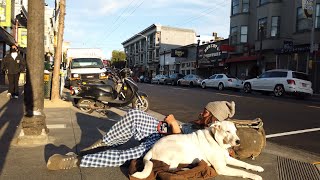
[128,118,266,180]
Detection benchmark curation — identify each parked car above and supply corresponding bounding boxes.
[138,75,151,83]
[201,74,243,91]
[164,73,185,85]
[177,74,204,87]
[243,69,313,97]
[151,74,167,84]
[159,75,169,84]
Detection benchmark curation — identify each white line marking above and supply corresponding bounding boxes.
[266,128,320,138]
[173,87,188,91]
[215,93,242,98]
[307,105,320,109]
[47,124,67,129]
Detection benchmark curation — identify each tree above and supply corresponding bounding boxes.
[18,0,48,144]
[111,50,126,69]
[51,0,66,101]
[111,50,126,62]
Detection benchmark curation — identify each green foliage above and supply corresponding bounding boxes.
[111,50,126,63]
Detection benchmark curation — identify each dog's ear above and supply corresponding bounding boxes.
[210,121,221,131]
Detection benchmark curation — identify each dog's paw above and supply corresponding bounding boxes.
[248,174,263,180]
[252,166,264,172]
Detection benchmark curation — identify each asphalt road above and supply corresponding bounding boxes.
[138,83,320,156]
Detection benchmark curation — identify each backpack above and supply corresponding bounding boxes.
[229,118,266,160]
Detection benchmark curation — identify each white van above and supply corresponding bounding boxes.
[66,57,107,88]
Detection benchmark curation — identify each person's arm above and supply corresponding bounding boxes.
[19,54,26,72]
[164,114,182,134]
[1,57,7,73]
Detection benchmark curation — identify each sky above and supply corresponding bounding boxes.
[46,0,231,59]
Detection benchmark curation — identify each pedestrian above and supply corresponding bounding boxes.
[1,44,26,99]
[46,101,235,170]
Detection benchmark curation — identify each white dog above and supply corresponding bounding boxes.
[132,121,264,180]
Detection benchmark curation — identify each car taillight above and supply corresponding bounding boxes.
[287,79,295,85]
[228,79,232,82]
[70,86,73,90]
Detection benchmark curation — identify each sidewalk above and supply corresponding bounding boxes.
[0,89,319,180]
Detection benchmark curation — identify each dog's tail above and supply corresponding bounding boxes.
[131,150,153,179]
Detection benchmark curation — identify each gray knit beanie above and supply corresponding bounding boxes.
[205,101,235,121]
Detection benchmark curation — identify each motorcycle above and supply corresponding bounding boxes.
[73,68,150,114]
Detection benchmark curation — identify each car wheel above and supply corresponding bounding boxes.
[274,85,285,97]
[171,80,175,86]
[201,82,206,89]
[218,83,224,91]
[189,82,194,88]
[178,81,181,86]
[243,83,252,93]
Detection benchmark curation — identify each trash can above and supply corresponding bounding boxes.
[44,72,52,99]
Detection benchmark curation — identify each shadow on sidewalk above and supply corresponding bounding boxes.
[0,96,24,175]
[44,109,135,176]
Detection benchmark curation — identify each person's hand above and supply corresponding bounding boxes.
[164,114,176,125]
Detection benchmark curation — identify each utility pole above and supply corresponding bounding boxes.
[196,37,200,75]
[51,0,66,101]
[258,25,264,76]
[18,0,48,144]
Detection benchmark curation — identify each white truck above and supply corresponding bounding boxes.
[65,48,107,89]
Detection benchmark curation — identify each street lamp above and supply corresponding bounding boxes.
[196,35,201,75]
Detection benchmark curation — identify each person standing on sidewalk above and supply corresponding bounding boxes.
[1,45,26,99]
[47,101,236,170]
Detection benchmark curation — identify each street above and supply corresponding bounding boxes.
[138,83,320,156]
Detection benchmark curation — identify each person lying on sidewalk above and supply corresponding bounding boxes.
[47,101,236,170]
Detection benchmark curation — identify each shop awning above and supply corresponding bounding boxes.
[225,55,258,63]
[0,27,15,46]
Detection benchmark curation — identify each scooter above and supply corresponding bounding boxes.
[73,68,150,114]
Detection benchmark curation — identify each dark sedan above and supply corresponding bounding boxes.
[164,73,185,85]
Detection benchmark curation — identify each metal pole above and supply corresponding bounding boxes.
[164,48,166,75]
[310,0,317,92]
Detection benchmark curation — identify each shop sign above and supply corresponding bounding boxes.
[171,49,188,57]
[0,0,11,27]
[18,28,27,47]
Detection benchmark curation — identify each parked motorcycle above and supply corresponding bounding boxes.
[73,68,150,114]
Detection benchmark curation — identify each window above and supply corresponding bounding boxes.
[230,26,238,45]
[242,0,249,13]
[292,72,310,81]
[216,75,223,79]
[296,7,312,31]
[259,72,271,78]
[259,0,269,5]
[232,0,239,15]
[209,75,216,79]
[270,71,287,77]
[316,4,320,28]
[240,26,248,43]
[258,17,267,40]
[271,16,280,37]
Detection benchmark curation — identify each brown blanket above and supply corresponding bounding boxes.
[128,158,218,180]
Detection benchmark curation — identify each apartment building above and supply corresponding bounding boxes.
[122,24,196,77]
[228,0,320,90]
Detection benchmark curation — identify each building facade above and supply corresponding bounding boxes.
[229,0,320,92]
[122,24,196,78]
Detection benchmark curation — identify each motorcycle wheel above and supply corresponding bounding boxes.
[78,98,94,114]
[132,96,149,112]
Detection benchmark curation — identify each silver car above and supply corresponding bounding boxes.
[201,74,243,91]
[151,74,167,84]
[243,69,313,97]
[177,74,203,87]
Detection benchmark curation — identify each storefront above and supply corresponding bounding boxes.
[197,41,228,78]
